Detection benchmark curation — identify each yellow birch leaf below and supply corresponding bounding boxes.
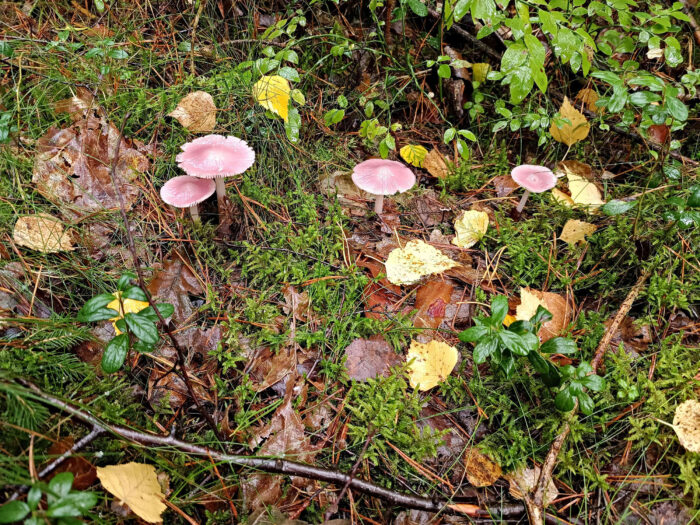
[252,75,290,122]
[385,239,459,286]
[673,400,700,453]
[551,188,575,207]
[567,174,605,210]
[516,288,571,341]
[107,291,149,335]
[13,214,74,253]
[575,88,601,114]
[464,447,502,487]
[452,209,489,249]
[423,148,449,179]
[167,91,216,132]
[400,144,428,168]
[550,97,590,146]
[406,339,458,391]
[503,314,516,327]
[560,219,597,245]
[96,463,167,523]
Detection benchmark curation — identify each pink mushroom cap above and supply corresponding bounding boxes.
[176,134,255,178]
[351,159,416,195]
[511,165,557,193]
[160,176,216,208]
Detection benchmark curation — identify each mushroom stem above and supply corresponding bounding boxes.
[374,195,384,215]
[515,190,530,213]
[188,205,201,223]
[215,178,227,207]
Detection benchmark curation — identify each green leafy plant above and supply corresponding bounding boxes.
[76,273,173,373]
[555,361,606,415]
[0,473,98,524]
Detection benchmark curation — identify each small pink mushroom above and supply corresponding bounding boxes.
[160,175,216,223]
[511,164,557,213]
[176,134,255,207]
[351,159,416,214]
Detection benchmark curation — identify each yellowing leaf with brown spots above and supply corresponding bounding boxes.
[575,88,601,114]
[673,400,700,453]
[96,463,166,523]
[423,149,449,179]
[107,291,150,335]
[253,75,290,122]
[464,447,502,487]
[406,339,458,391]
[13,214,74,253]
[453,209,489,249]
[550,97,590,146]
[400,144,428,168]
[385,239,458,286]
[516,288,571,341]
[168,91,217,132]
[560,219,597,245]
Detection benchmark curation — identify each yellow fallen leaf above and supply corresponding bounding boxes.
[406,339,458,391]
[452,209,489,249]
[516,288,571,341]
[673,400,700,453]
[252,75,290,122]
[168,91,216,132]
[385,239,459,286]
[560,219,597,245]
[107,291,150,335]
[567,174,604,210]
[575,88,601,114]
[503,314,516,327]
[464,447,502,487]
[400,144,428,168]
[550,97,590,147]
[551,188,575,207]
[423,148,449,179]
[472,63,491,83]
[96,463,166,523]
[13,214,74,253]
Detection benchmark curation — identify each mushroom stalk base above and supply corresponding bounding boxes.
[215,177,227,207]
[515,190,530,213]
[189,205,201,223]
[374,195,384,215]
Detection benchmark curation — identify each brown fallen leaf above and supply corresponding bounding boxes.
[493,175,520,197]
[249,346,297,392]
[281,284,312,322]
[506,465,558,505]
[168,91,217,133]
[464,447,502,487]
[559,219,597,245]
[344,336,403,381]
[54,88,97,121]
[516,288,571,341]
[46,438,97,490]
[603,315,651,357]
[648,124,670,144]
[414,281,454,329]
[147,252,204,323]
[423,149,449,179]
[575,87,601,114]
[13,214,74,253]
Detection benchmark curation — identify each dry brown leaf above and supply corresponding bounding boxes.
[493,175,520,197]
[516,288,571,341]
[13,214,74,253]
[673,400,700,453]
[575,88,601,113]
[423,149,449,179]
[463,447,502,487]
[344,336,403,381]
[281,284,312,322]
[550,97,590,146]
[414,281,454,329]
[506,466,558,505]
[446,503,482,516]
[96,463,166,523]
[560,219,597,245]
[168,91,217,132]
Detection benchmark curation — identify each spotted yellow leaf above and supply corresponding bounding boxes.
[550,97,590,147]
[96,463,166,523]
[406,339,458,391]
[168,91,216,132]
[252,75,290,122]
[107,291,149,335]
[385,239,459,286]
[400,144,428,168]
[560,219,597,245]
[452,209,489,249]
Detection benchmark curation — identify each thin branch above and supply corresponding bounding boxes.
[426,7,502,62]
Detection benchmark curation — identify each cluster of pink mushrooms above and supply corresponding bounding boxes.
[160,135,555,223]
[160,135,255,222]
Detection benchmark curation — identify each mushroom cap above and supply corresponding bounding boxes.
[511,165,557,193]
[351,159,416,196]
[160,176,216,208]
[176,134,255,178]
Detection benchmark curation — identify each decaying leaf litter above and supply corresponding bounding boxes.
[0,2,699,525]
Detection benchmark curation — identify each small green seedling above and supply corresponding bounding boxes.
[555,362,606,415]
[0,472,98,524]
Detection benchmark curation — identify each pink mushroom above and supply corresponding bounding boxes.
[351,159,416,214]
[511,164,557,213]
[160,175,216,223]
[176,134,255,207]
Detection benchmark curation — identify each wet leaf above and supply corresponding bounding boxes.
[516,288,571,341]
[422,148,449,179]
[550,97,590,146]
[344,336,403,381]
[452,210,489,249]
[46,438,97,491]
[472,63,491,83]
[13,214,74,253]
[147,253,204,323]
[253,75,291,122]
[168,91,217,132]
[575,88,600,113]
[673,400,700,453]
[385,240,459,286]
[106,291,149,335]
[463,447,502,487]
[559,219,597,245]
[406,339,458,391]
[414,281,454,329]
[96,463,166,523]
[399,144,428,168]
